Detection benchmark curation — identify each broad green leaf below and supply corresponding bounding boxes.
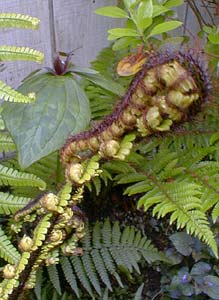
[169,232,194,256]
[108,28,139,39]
[203,26,213,34]
[204,275,219,299]
[3,73,90,168]
[137,0,153,19]
[70,66,99,75]
[137,17,152,32]
[191,262,211,277]
[124,0,139,9]
[164,0,184,8]
[112,37,141,51]
[95,6,128,18]
[148,20,182,37]
[153,5,169,17]
[208,32,219,45]
[70,67,125,96]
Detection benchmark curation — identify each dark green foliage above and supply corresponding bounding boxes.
[3,73,91,168]
[46,220,165,299]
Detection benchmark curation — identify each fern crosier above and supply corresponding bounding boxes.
[60,50,210,181]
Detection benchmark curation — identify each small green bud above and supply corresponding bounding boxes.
[110,122,124,137]
[50,230,63,242]
[19,235,33,252]
[178,77,197,93]
[3,264,16,279]
[99,140,120,158]
[146,106,162,129]
[136,117,151,137]
[143,69,158,92]
[40,193,59,211]
[88,136,100,151]
[66,163,84,184]
[122,110,136,125]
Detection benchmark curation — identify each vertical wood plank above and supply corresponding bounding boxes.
[0,0,53,87]
[53,0,123,67]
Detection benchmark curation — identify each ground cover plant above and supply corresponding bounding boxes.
[1,1,219,299]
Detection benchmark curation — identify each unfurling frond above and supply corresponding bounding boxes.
[0,46,44,63]
[0,13,39,29]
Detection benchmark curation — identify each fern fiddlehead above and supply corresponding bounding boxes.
[60,50,210,185]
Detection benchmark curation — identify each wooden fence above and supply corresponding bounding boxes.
[0,0,217,87]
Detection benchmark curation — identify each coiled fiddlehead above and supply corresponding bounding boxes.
[60,50,210,185]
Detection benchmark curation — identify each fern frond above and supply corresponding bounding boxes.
[32,213,52,250]
[58,220,164,298]
[0,226,20,264]
[0,132,15,152]
[0,46,44,63]
[0,164,46,189]
[47,264,62,295]
[71,255,95,298]
[0,80,35,103]
[137,181,218,257]
[60,256,80,298]
[0,192,31,214]
[0,13,39,29]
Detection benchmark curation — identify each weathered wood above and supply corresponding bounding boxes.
[53,0,123,67]
[0,0,217,88]
[0,0,52,87]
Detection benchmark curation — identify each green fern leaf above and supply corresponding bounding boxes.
[102,219,111,247]
[0,132,15,152]
[82,252,101,295]
[60,256,80,298]
[0,192,31,214]
[61,221,165,298]
[0,226,20,264]
[0,46,44,63]
[32,213,52,250]
[111,221,121,245]
[100,248,123,287]
[34,268,43,300]
[0,13,39,29]
[0,164,46,189]
[138,181,218,257]
[71,255,94,298]
[0,80,35,103]
[92,222,102,249]
[47,264,62,295]
[91,249,112,291]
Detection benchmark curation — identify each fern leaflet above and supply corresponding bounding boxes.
[0,192,31,214]
[0,164,46,189]
[0,13,39,29]
[0,46,44,63]
[0,226,20,264]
